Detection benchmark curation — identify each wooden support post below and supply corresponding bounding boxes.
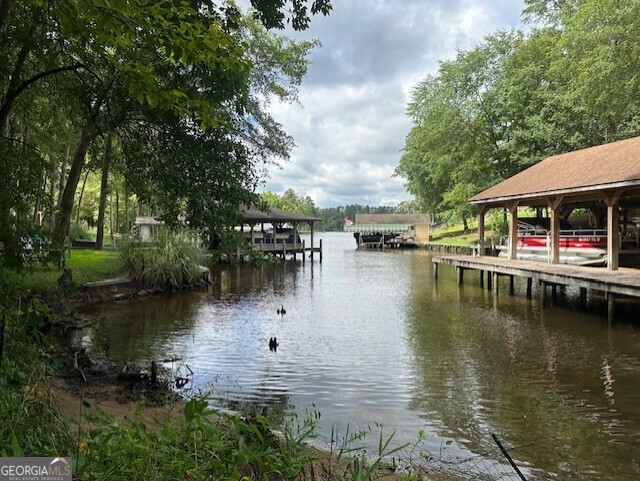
[479,270,484,288]
[487,270,492,290]
[551,284,557,301]
[456,266,464,285]
[302,239,306,265]
[607,203,620,271]
[547,196,563,264]
[607,292,615,324]
[580,287,587,309]
[319,238,323,263]
[509,275,514,295]
[526,278,532,299]
[540,280,546,304]
[604,190,623,271]
[477,205,488,257]
[492,272,499,295]
[310,222,315,261]
[507,202,519,260]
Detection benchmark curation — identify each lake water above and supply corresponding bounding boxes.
[79,232,640,480]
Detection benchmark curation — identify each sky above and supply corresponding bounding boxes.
[240,0,525,208]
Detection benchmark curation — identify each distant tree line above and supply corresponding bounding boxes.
[261,190,421,231]
[396,0,640,229]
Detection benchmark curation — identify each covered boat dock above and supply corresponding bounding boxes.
[344,213,432,248]
[433,136,640,321]
[238,205,322,263]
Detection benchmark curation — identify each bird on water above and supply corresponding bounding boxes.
[269,337,279,351]
[277,305,286,316]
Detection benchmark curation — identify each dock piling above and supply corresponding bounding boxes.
[607,292,615,323]
[432,255,640,322]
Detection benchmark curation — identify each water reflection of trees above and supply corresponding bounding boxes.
[81,291,204,364]
[404,259,640,480]
[210,262,301,298]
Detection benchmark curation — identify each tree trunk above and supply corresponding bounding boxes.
[51,145,70,231]
[54,129,95,245]
[115,187,119,234]
[109,192,114,246]
[32,170,45,225]
[75,169,89,225]
[96,133,113,249]
[124,180,130,237]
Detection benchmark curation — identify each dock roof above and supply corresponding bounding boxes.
[240,205,322,224]
[469,136,640,206]
[355,213,432,224]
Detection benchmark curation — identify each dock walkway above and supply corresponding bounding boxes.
[432,255,640,320]
[231,240,322,263]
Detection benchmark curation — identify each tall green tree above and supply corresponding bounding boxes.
[397,32,521,227]
[1,0,332,262]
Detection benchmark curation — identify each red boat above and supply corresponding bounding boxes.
[498,221,609,266]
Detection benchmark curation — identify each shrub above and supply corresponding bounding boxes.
[120,229,205,290]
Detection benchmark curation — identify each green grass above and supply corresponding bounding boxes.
[1,249,127,294]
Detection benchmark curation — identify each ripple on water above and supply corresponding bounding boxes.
[79,234,640,481]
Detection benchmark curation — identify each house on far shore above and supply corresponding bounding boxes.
[134,216,165,242]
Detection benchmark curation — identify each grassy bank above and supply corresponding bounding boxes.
[2,249,127,294]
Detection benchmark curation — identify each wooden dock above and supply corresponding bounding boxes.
[432,255,640,321]
[233,239,322,263]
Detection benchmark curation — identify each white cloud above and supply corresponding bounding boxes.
[247,0,525,207]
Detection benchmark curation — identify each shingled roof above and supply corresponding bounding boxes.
[355,214,432,224]
[469,136,640,205]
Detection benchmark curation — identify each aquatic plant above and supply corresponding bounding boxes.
[120,229,205,290]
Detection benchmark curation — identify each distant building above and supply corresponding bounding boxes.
[345,213,433,246]
[134,216,164,242]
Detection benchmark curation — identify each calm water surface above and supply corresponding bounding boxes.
[79,233,640,480]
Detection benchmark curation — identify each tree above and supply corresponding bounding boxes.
[554,0,640,143]
[397,32,521,226]
[1,0,332,255]
[260,189,318,217]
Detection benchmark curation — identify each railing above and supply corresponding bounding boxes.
[343,223,411,234]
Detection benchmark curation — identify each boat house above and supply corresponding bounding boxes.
[237,205,322,262]
[344,213,432,248]
[470,136,640,271]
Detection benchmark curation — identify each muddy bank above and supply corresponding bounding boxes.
[53,344,180,407]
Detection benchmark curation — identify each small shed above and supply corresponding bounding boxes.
[134,216,164,242]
